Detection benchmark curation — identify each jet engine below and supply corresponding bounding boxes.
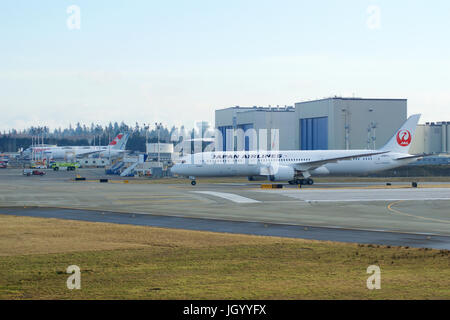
[311,166,330,175]
[268,165,295,181]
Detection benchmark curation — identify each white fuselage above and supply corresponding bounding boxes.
[171,150,416,178]
[24,145,123,160]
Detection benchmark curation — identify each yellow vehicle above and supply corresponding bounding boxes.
[30,161,47,169]
[50,162,80,171]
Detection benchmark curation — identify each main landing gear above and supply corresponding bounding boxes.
[189,176,197,186]
[288,178,314,185]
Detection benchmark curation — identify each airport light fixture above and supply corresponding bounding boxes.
[143,124,150,154]
[341,108,350,150]
[367,108,373,149]
[371,121,377,150]
[367,108,378,150]
[155,122,162,164]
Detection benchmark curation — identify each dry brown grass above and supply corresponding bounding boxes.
[0,215,298,256]
[0,215,449,299]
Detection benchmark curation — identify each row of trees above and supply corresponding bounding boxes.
[3,122,170,139]
[0,122,182,153]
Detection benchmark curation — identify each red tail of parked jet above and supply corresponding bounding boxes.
[108,133,130,150]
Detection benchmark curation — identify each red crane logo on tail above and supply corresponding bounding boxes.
[396,129,411,146]
[109,134,123,146]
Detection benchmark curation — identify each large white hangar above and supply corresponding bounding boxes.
[409,121,450,154]
[215,97,407,151]
[294,97,407,150]
[215,106,297,151]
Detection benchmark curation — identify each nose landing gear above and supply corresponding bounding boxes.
[191,180,197,186]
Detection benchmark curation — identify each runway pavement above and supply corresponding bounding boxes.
[1,206,449,249]
[1,168,449,248]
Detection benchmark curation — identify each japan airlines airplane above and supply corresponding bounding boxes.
[23,133,130,160]
[171,114,423,185]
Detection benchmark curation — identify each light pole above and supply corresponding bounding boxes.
[367,108,373,149]
[31,135,34,162]
[371,122,377,150]
[38,127,42,161]
[367,108,377,149]
[342,108,350,150]
[143,124,149,154]
[155,122,162,164]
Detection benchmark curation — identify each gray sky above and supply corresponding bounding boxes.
[2,0,450,131]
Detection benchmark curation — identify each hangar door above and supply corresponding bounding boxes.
[218,124,254,151]
[300,117,328,150]
[237,123,254,151]
[218,126,233,151]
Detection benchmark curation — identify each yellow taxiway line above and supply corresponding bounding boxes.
[387,200,450,224]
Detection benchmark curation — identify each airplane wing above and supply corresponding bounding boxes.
[75,149,129,159]
[394,153,431,160]
[292,151,390,172]
[75,150,102,158]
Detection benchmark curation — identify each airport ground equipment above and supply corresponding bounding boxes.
[261,184,283,189]
[120,162,139,177]
[115,154,147,177]
[105,160,124,175]
[30,161,47,169]
[51,162,79,171]
[74,174,86,181]
[23,169,45,176]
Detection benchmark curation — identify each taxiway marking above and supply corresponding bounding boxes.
[192,191,260,204]
[387,200,450,224]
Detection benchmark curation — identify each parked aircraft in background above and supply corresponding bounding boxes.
[22,133,130,161]
[171,115,423,185]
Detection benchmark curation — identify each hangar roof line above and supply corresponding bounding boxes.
[218,105,295,112]
[295,97,407,104]
[219,97,408,111]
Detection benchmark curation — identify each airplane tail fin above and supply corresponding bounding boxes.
[109,133,130,150]
[379,114,421,154]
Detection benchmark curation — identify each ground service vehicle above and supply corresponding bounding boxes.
[51,162,79,171]
[23,169,46,176]
[31,164,47,169]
